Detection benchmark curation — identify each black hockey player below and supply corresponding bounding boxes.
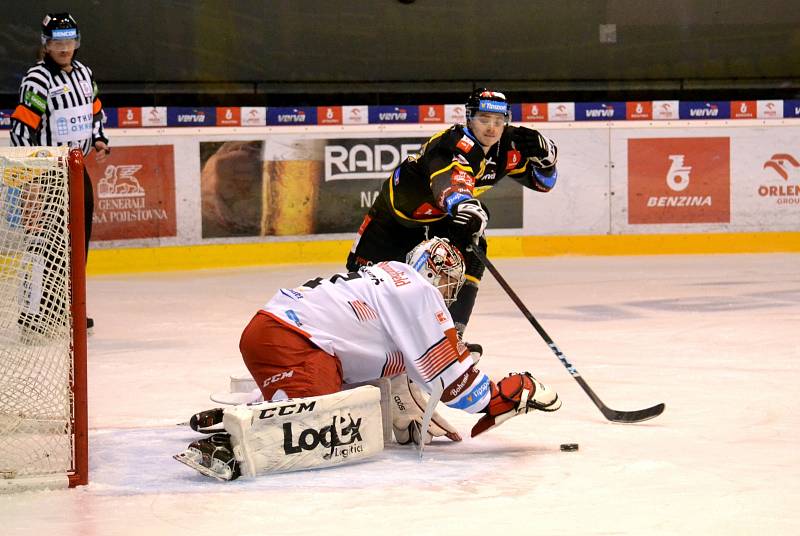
[346,88,558,337]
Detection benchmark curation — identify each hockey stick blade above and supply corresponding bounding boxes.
[576,375,665,423]
[470,245,665,424]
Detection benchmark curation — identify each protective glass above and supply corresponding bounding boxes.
[45,38,80,51]
[471,112,507,128]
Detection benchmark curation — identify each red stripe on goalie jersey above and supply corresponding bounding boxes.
[414,336,461,382]
[381,350,406,377]
[348,299,378,321]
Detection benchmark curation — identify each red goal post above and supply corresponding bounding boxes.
[0,146,88,491]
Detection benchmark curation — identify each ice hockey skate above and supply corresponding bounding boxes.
[173,433,240,481]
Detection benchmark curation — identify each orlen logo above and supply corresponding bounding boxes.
[547,102,574,121]
[627,137,730,224]
[760,153,800,205]
[757,101,782,119]
[350,108,362,121]
[652,101,679,120]
[763,153,800,181]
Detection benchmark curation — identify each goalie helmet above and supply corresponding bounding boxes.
[406,237,465,306]
[41,13,80,47]
[465,88,509,122]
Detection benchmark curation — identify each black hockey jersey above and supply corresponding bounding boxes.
[370,124,552,227]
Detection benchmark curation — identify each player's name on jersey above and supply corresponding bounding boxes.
[33,100,795,131]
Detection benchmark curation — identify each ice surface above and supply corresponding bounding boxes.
[2,253,799,535]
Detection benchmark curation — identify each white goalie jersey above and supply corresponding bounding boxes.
[261,261,488,412]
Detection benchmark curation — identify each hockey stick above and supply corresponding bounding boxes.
[417,377,445,459]
[470,246,664,423]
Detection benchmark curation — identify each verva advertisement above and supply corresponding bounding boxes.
[86,145,177,240]
[627,137,731,224]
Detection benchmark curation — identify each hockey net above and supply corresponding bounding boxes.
[0,146,87,491]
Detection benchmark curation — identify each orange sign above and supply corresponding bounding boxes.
[731,101,756,119]
[626,102,652,120]
[117,107,141,127]
[627,137,730,224]
[216,107,241,126]
[317,106,343,125]
[86,145,177,240]
[521,103,548,121]
[419,105,445,123]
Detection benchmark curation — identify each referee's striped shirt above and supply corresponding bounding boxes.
[10,55,108,156]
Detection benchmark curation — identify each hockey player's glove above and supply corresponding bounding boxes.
[451,198,489,245]
[471,372,561,437]
[390,374,461,445]
[511,127,558,168]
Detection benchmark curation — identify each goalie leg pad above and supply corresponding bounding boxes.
[224,385,384,477]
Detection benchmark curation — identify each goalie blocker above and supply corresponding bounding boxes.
[175,386,385,480]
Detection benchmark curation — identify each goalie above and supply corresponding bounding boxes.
[175,238,561,480]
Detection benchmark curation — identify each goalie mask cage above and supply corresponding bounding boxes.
[0,146,88,492]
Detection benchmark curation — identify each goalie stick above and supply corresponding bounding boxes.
[470,246,665,423]
[417,376,445,459]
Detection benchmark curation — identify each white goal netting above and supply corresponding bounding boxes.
[0,146,79,489]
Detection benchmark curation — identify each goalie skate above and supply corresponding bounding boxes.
[189,407,225,433]
[173,433,240,481]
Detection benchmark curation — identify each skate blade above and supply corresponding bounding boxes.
[173,451,234,482]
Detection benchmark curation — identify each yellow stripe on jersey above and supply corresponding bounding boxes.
[388,174,447,223]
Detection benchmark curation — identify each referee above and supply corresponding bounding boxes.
[10,12,108,330]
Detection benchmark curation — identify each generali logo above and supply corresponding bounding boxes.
[97,165,145,199]
[759,153,800,205]
[87,145,177,239]
[627,137,730,224]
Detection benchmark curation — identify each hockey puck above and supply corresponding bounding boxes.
[560,443,579,452]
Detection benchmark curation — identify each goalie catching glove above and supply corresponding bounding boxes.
[471,372,561,437]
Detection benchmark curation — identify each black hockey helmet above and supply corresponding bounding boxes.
[41,13,80,47]
[465,88,509,121]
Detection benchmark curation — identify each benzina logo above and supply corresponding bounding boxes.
[627,137,730,224]
[759,153,800,205]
